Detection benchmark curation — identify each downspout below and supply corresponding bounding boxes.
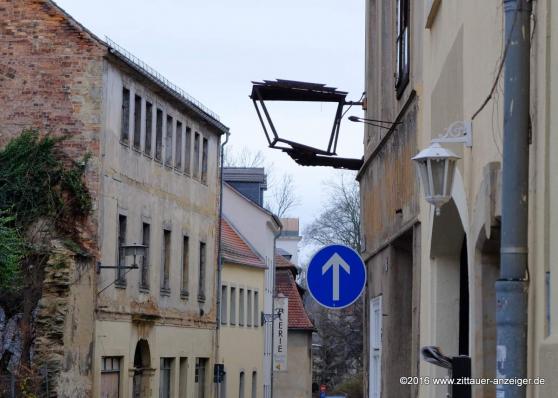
[215,130,230,398]
[270,216,282,398]
[496,1,531,398]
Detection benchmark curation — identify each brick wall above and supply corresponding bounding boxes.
[0,1,106,395]
[0,0,106,252]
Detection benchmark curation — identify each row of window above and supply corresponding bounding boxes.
[221,285,259,328]
[116,214,207,301]
[219,369,258,398]
[121,87,209,183]
[100,356,209,398]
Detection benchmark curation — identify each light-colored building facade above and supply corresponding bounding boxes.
[223,182,281,398]
[361,1,558,398]
[219,218,266,398]
[276,218,302,267]
[94,45,225,398]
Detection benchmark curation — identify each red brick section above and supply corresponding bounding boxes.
[0,0,107,254]
[221,219,266,268]
[275,254,314,331]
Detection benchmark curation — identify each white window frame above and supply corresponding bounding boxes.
[369,295,382,398]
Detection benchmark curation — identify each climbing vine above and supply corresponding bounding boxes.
[0,130,91,296]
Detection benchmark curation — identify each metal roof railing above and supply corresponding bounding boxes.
[105,37,220,122]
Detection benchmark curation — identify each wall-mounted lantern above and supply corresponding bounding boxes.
[412,121,472,215]
[412,143,460,215]
[250,79,365,170]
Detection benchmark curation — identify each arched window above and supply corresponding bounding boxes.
[251,371,257,398]
[239,371,245,398]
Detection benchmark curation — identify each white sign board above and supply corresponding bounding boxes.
[273,296,288,371]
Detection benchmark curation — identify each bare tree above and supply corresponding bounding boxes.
[223,146,299,217]
[302,172,363,390]
[265,174,299,218]
[303,173,360,252]
[223,145,265,168]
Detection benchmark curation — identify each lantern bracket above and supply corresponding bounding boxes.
[250,79,365,170]
[431,120,472,148]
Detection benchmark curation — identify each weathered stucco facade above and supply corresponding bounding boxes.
[0,1,227,396]
[361,0,558,397]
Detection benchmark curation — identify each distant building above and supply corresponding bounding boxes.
[221,181,281,398]
[0,1,227,396]
[273,253,314,398]
[277,218,302,267]
[219,216,267,398]
[223,168,267,207]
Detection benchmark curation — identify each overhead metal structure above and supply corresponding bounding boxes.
[250,79,364,170]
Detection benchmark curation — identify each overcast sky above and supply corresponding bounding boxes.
[56,0,365,262]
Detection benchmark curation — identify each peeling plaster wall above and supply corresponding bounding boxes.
[34,243,96,397]
[93,62,222,397]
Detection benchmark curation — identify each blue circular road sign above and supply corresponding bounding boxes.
[306,244,367,309]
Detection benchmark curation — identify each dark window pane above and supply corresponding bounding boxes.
[165,115,173,166]
[145,101,153,156]
[121,87,130,144]
[133,95,142,150]
[155,109,163,161]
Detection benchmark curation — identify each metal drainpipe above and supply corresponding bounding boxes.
[496,1,531,398]
[270,221,282,398]
[215,131,230,398]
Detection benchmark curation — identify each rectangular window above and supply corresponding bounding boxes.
[101,356,121,398]
[239,288,245,326]
[194,132,201,179]
[144,101,153,156]
[253,291,259,327]
[165,115,173,167]
[198,242,206,301]
[221,285,228,324]
[140,222,150,290]
[370,296,383,398]
[121,87,130,144]
[161,229,171,293]
[175,121,183,171]
[239,371,245,398]
[247,290,252,327]
[159,358,173,398]
[251,371,257,398]
[181,235,189,297]
[185,127,192,175]
[179,358,188,398]
[230,287,237,325]
[201,137,208,183]
[195,358,208,398]
[133,94,142,150]
[155,108,163,161]
[395,0,410,98]
[116,215,127,286]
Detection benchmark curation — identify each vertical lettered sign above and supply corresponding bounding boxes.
[273,296,289,371]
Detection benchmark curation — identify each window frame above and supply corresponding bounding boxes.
[140,222,151,291]
[198,241,206,302]
[115,214,127,287]
[181,235,190,298]
[161,229,171,294]
[395,0,410,98]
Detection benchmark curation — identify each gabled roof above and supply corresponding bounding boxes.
[275,268,314,331]
[275,254,314,331]
[221,219,266,269]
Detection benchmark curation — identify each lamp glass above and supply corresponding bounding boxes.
[412,143,460,212]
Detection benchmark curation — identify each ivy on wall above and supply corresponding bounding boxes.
[0,130,91,297]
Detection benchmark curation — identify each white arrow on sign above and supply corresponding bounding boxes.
[322,253,351,301]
